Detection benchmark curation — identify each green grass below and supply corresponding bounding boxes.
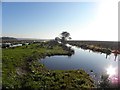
[2,42,95,89]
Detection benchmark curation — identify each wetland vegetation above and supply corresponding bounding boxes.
[2,40,94,89]
[2,32,119,89]
[68,40,120,55]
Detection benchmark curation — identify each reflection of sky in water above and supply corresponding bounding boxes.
[40,45,119,85]
[106,65,118,84]
[105,53,119,85]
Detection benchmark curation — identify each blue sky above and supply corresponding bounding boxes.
[2,1,118,41]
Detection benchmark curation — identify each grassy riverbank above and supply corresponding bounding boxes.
[2,41,94,89]
[68,41,120,55]
[68,41,119,50]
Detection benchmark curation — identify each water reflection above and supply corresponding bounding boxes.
[106,65,116,76]
[96,65,118,88]
[105,54,108,59]
[40,45,119,87]
[105,65,118,85]
[105,53,119,61]
[114,53,118,61]
[79,44,119,61]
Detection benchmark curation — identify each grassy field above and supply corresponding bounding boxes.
[2,42,94,89]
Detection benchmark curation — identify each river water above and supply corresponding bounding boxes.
[40,45,119,86]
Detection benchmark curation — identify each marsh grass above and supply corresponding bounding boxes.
[2,42,94,89]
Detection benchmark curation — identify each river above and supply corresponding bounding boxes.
[40,45,119,86]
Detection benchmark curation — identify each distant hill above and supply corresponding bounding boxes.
[16,38,51,41]
[1,37,17,40]
[0,37,18,42]
[0,37,52,43]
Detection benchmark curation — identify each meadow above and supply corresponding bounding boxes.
[2,41,94,89]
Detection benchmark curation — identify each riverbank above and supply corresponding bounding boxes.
[2,41,94,89]
[68,41,120,55]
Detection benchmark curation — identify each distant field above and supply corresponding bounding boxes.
[0,37,51,43]
[1,39,50,44]
[67,40,120,50]
[1,38,119,50]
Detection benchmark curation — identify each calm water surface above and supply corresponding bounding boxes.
[40,45,119,84]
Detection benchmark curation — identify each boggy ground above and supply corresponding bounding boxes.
[2,41,94,89]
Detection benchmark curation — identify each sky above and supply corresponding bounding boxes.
[2,0,119,41]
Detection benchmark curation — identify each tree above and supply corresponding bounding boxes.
[60,31,71,44]
[55,37,60,42]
